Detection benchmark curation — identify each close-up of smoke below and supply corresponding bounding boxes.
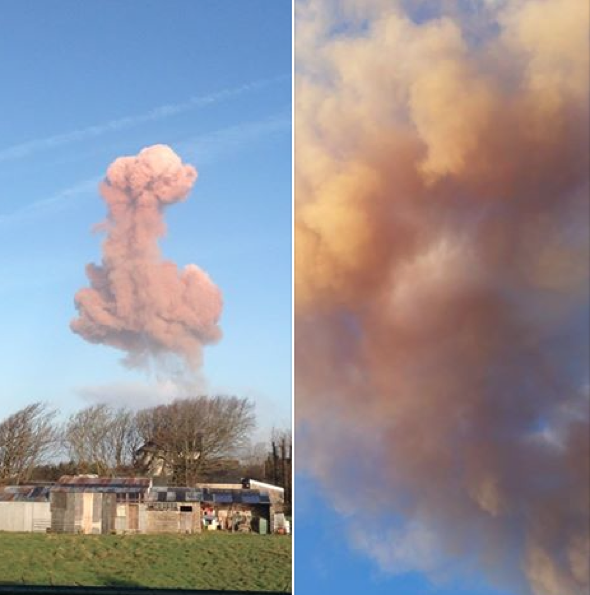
[295,1,589,594]
[71,144,223,371]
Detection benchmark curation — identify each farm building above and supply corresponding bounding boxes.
[189,481,284,533]
[139,485,276,534]
[144,487,203,534]
[0,485,51,533]
[0,475,283,535]
[50,476,151,534]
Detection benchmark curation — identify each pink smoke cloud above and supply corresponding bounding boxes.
[71,144,222,369]
[295,1,589,594]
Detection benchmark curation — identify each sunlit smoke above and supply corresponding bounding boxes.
[295,1,589,594]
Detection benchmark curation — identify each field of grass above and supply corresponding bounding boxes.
[0,532,291,592]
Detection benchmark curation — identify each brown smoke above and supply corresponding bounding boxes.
[71,144,222,369]
[295,1,589,594]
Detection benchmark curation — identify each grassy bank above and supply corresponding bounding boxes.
[0,532,291,592]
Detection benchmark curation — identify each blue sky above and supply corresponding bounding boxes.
[0,1,292,436]
[295,473,519,595]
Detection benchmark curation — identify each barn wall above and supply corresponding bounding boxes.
[102,494,117,534]
[108,503,145,534]
[147,509,180,533]
[73,493,84,533]
[90,493,102,534]
[145,505,201,534]
[51,493,87,533]
[0,502,51,533]
[32,502,52,532]
[180,505,201,533]
[139,504,148,533]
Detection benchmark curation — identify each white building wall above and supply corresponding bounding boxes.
[0,502,51,532]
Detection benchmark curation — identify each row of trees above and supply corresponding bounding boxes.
[0,403,59,483]
[0,397,290,491]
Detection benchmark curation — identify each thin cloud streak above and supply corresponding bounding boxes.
[0,110,290,229]
[0,177,100,228]
[177,111,291,164]
[0,76,289,163]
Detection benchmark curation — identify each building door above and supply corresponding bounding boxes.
[180,506,193,533]
[128,504,139,532]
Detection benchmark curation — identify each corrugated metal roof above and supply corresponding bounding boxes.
[0,486,51,502]
[51,476,151,494]
[57,476,151,487]
[144,486,272,505]
[0,478,271,505]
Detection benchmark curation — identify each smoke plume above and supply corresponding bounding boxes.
[295,1,589,594]
[71,144,222,370]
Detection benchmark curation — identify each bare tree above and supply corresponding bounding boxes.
[0,403,59,484]
[63,404,138,474]
[265,427,292,506]
[110,408,141,469]
[238,440,268,480]
[136,395,256,485]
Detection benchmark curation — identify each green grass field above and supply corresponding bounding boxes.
[0,532,292,592]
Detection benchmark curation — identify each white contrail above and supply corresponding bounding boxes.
[177,111,291,165]
[0,109,290,228]
[0,177,100,228]
[0,76,289,163]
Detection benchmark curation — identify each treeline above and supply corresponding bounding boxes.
[0,397,291,495]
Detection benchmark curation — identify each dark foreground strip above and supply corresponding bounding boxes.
[0,588,288,595]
